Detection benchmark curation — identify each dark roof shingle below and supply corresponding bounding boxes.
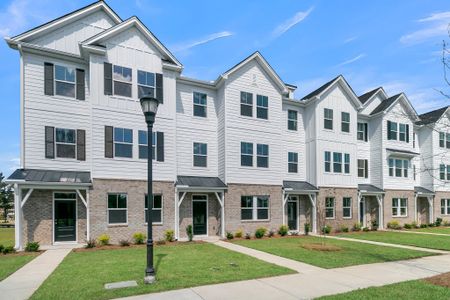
[370,94,401,115]
[359,87,381,104]
[176,176,227,188]
[301,75,341,100]
[416,106,449,125]
[283,181,318,191]
[8,169,91,184]
[414,186,434,194]
[358,184,384,193]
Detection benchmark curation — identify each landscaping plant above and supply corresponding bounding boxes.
[435,218,443,227]
[371,219,378,231]
[255,227,267,239]
[119,240,130,247]
[387,220,401,230]
[2,245,15,254]
[164,229,175,242]
[85,239,96,248]
[340,226,349,233]
[98,234,110,246]
[25,241,40,252]
[186,225,193,242]
[234,229,243,238]
[132,232,146,244]
[322,225,332,234]
[278,225,289,236]
[268,229,276,237]
[352,222,362,231]
[245,232,251,239]
[226,232,234,240]
[304,223,311,235]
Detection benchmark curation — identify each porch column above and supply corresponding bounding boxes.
[376,195,384,230]
[14,184,23,250]
[86,189,90,241]
[427,196,434,224]
[174,191,178,240]
[357,192,362,226]
[176,192,187,240]
[414,194,418,223]
[282,191,289,226]
[308,193,317,234]
[214,192,225,238]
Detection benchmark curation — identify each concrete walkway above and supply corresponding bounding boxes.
[387,229,450,237]
[117,253,450,300]
[0,248,72,300]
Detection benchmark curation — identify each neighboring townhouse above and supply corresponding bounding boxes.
[4,1,449,249]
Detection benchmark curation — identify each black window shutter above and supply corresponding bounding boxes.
[157,131,164,162]
[45,126,55,158]
[44,62,54,96]
[156,73,163,104]
[406,125,410,143]
[77,129,86,161]
[365,160,369,178]
[76,69,85,100]
[104,62,113,95]
[105,126,113,158]
[364,123,368,142]
[387,121,391,140]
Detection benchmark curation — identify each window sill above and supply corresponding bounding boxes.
[144,223,163,226]
[240,219,270,223]
[391,216,408,218]
[238,115,270,122]
[51,95,85,102]
[325,217,336,220]
[108,224,128,228]
[343,217,353,220]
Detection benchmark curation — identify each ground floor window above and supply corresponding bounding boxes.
[325,197,335,219]
[145,194,163,224]
[241,195,269,221]
[343,197,352,218]
[107,193,127,224]
[442,199,450,215]
[392,198,407,217]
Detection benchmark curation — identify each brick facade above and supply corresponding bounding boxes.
[317,187,359,231]
[435,191,450,222]
[383,189,415,226]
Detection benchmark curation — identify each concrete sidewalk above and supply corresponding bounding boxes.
[117,254,450,300]
[387,229,450,237]
[0,248,72,300]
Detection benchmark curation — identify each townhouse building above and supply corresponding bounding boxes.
[5,1,450,249]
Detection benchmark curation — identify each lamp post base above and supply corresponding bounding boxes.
[144,275,156,284]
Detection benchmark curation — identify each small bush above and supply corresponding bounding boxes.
[363,227,370,232]
[0,244,4,253]
[133,232,146,244]
[186,225,193,242]
[411,221,418,228]
[156,239,166,245]
[2,245,15,254]
[164,229,175,242]
[321,225,331,234]
[245,232,251,239]
[340,226,349,233]
[429,222,436,227]
[420,223,428,228]
[436,218,443,227]
[255,227,267,239]
[304,223,311,235]
[371,220,379,231]
[98,234,110,246]
[25,241,40,252]
[226,232,234,240]
[278,225,289,236]
[119,240,130,247]
[352,223,362,231]
[85,239,96,248]
[268,229,276,237]
[387,220,401,230]
[235,229,243,238]
[404,223,412,229]
[444,220,450,227]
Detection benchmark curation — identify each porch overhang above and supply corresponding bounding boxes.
[175,176,227,192]
[386,148,419,158]
[6,168,92,188]
[283,181,319,194]
[358,184,384,195]
[414,186,435,196]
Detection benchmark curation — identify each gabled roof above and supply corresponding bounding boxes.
[8,1,121,42]
[81,16,182,68]
[359,87,385,104]
[416,105,450,125]
[370,93,419,121]
[300,75,362,109]
[7,169,91,185]
[370,93,401,115]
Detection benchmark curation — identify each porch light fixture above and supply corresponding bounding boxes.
[139,95,160,284]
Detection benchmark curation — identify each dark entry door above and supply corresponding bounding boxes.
[193,201,207,235]
[54,200,76,242]
[359,199,365,225]
[287,201,298,231]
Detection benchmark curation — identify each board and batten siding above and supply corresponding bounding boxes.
[356,117,371,185]
[432,114,450,191]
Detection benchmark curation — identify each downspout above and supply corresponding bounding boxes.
[18,44,25,168]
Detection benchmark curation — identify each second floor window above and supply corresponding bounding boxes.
[357,122,368,141]
[341,112,350,133]
[447,133,450,149]
[138,130,156,160]
[288,152,298,173]
[241,142,253,167]
[113,65,132,97]
[388,121,409,142]
[55,65,75,98]
[333,152,342,173]
[193,92,207,117]
[324,108,333,130]
[257,144,269,168]
[256,95,268,119]
[193,142,207,167]
[357,159,369,178]
[55,128,76,158]
[137,70,155,98]
[288,110,298,130]
[440,164,450,180]
[240,92,253,117]
[324,151,331,172]
[392,198,407,217]
[114,127,133,158]
[389,158,408,178]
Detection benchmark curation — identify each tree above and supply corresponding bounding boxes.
[0,173,14,222]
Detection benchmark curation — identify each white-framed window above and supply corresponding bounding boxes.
[145,194,162,224]
[441,199,450,215]
[288,110,298,131]
[399,124,407,141]
[389,158,408,178]
[288,152,298,173]
[324,108,333,130]
[392,198,407,217]
[241,142,253,167]
[344,153,350,174]
[357,122,368,141]
[358,159,368,178]
[388,121,409,142]
[343,197,352,218]
[440,164,446,180]
[193,92,207,117]
[388,121,398,140]
[333,152,342,173]
[413,164,416,180]
[55,65,76,98]
[324,151,331,172]
[240,91,253,117]
[137,70,155,98]
[55,128,76,158]
[256,95,268,119]
[114,127,133,158]
[107,193,127,224]
[113,65,132,97]
[193,142,207,167]
[257,144,269,168]
[138,130,156,160]
[447,133,450,149]
[325,197,335,219]
[241,195,269,221]
[341,112,350,133]
[440,132,445,148]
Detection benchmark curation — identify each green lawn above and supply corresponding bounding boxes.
[31,243,294,300]
[413,227,450,234]
[233,236,432,268]
[0,227,14,246]
[338,231,450,251]
[317,279,450,300]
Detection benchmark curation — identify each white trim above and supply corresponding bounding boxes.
[342,197,352,219]
[21,188,34,208]
[53,191,78,244]
[106,193,128,226]
[14,184,23,250]
[144,193,163,226]
[192,194,208,237]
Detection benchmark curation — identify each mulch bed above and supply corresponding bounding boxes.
[423,272,450,288]
[1,251,42,257]
[301,243,342,252]
[73,240,204,252]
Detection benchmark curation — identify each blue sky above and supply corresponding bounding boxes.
[0,0,449,175]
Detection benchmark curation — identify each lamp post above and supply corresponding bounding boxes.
[140,95,160,284]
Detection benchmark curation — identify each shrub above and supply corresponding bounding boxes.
[235,229,243,238]
[255,227,267,239]
[164,229,175,242]
[444,220,450,227]
[98,234,110,246]
[404,223,412,229]
[363,227,370,232]
[85,239,96,248]
[278,225,289,236]
[387,220,401,230]
[186,225,193,242]
[133,232,146,244]
[420,223,428,228]
[25,241,40,252]
[0,244,4,253]
[322,225,332,234]
[268,229,276,237]
[226,232,234,240]
[119,240,130,247]
[352,223,362,231]
[371,220,379,231]
[429,222,436,227]
[411,221,418,228]
[156,239,166,245]
[340,226,349,233]
[304,223,311,235]
[245,232,251,239]
[2,245,15,254]
[436,218,443,227]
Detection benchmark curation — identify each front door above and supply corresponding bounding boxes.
[359,198,365,225]
[287,201,298,231]
[193,200,207,235]
[54,200,76,242]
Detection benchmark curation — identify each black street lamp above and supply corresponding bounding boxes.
[140,95,160,284]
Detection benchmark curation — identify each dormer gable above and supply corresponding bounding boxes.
[359,87,388,115]
[371,93,419,122]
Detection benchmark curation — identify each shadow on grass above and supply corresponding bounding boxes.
[155,253,167,272]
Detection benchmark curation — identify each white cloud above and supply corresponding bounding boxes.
[272,7,313,38]
[400,11,450,45]
[336,53,366,67]
[343,36,358,44]
[172,31,233,52]
[418,11,450,23]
